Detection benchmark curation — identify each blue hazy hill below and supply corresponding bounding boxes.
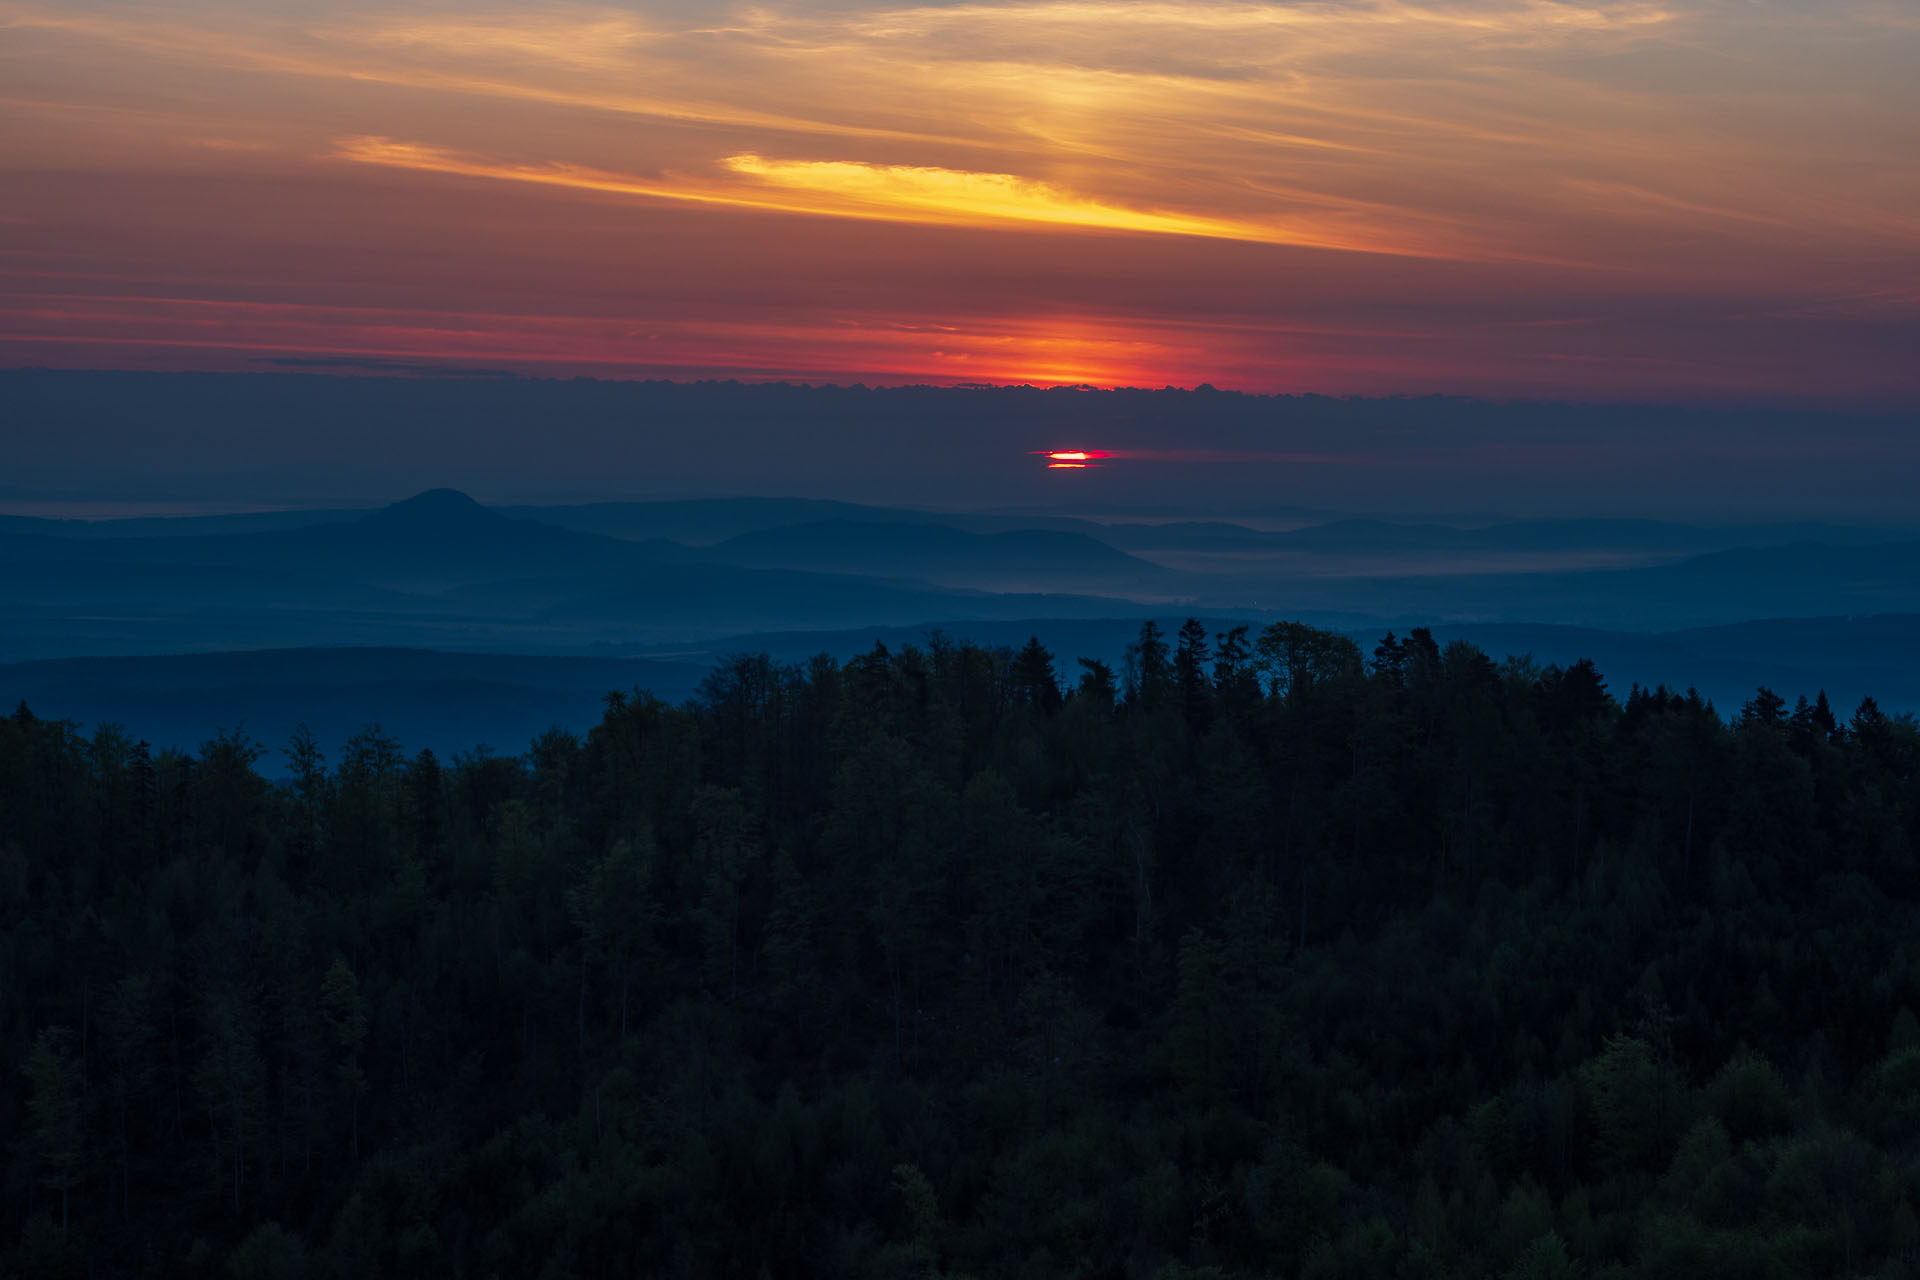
[0,647,712,761]
[704,519,1161,588]
[9,615,1915,763]
[9,487,1920,668]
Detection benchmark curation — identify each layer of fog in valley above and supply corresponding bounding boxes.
[6,484,1918,757]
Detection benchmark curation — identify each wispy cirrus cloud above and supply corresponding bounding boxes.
[9,0,1913,266]
[3,0,1917,396]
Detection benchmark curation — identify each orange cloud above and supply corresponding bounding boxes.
[330,135,1423,254]
[4,0,1917,396]
[0,291,1231,387]
[13,0,1913,270]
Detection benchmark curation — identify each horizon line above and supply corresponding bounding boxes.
[3,363,1916,415]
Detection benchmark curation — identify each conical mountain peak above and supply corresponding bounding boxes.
[357,489,505,531]
[382,488,486,515]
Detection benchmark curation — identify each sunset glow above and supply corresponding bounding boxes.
[2,0,1917,399]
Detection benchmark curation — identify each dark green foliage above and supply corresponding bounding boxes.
[21,1029,85,1240]
[3,624,1920,1277]
[1706,1051,1793,1146]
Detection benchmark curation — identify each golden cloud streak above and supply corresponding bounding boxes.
[331,136,1423,255]
[716,154,1322,244]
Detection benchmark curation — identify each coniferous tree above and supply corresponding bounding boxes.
[22,1027,86,1239]
[1009,637,1063,713]
[319,959,367,1162]
[1175,618,1213,732]
[1126,620,1173,710]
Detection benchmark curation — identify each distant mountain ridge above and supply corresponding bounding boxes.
[0,489,1168,661]
[9,489,1906,558]
[0,488,674,588]
[7,488,1920,662]
[0,646,712,759]
[504,497,903,545]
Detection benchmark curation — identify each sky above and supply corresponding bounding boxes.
[6,371,1919,519]
[1,0,1917,400]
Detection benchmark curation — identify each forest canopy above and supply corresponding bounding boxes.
[3,621,1919,1279]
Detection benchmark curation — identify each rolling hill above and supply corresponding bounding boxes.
[704,519,1162,590]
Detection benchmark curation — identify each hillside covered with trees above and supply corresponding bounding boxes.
[4,622,1919,1278]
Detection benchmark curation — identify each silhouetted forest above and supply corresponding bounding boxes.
[5,622,1919,1278]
